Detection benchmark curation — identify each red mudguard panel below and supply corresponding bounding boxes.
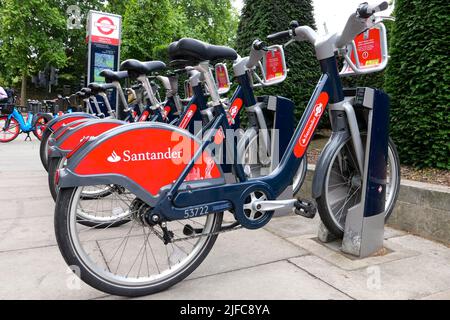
[51,115,92,132]
[54,119,90,141]
[60,122,123,151]
[73,127,222,196]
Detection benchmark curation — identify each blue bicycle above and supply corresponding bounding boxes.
[0,103,53,143]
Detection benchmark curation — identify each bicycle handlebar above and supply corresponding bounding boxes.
[267,2,389,52]
[245,39,267,69]
[357,1,388,19]
[267,30,291,41]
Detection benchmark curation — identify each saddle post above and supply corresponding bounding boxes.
[137,75,160,109]
[196,62,221,106]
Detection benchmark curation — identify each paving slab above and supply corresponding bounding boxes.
[0,246,105,300]
[0,215,55,252]
[0,197,55,220]
[286,234,419,271]
[189,228,308,280]
[290,250,450,300]
[129,261,350,300]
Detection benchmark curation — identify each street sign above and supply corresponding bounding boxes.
[86,11,122,115]
[87,11,121,46]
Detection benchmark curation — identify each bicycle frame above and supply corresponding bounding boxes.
[149,56,342,222]
[8,108,34,132]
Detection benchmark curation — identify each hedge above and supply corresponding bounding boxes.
[384,0,450,169]
[235,0,320,121]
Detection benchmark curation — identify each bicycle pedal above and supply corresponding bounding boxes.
[183,224,203,236]
[294,198,316,219]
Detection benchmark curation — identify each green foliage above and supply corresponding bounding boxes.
[0,0,68,84]
[121,0,179,61]
[384,0,450,169]
[172,0,239,46]
[235,0,320,121]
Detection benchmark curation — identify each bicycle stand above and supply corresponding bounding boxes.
[318,88,390,258]
[24,132,32,141]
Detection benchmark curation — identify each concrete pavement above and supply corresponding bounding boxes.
[0,138,449,300]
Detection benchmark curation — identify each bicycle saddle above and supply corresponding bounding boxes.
[168,38,238,63]
[88,83,116,93]
[99,70,129,83]
[81,88,93,96]
[120,60,166,77]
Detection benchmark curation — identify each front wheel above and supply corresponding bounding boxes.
[316,136,400,238]
[54,186,223,296]
[0,116,20,143]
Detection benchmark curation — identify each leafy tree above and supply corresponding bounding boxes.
[0,0,68,103]
[235,0,320,120]
[57,0,104,86]
[121,0,179,61]
[172,0,238,46]
[105,0,127,17]
[384,0,449,169]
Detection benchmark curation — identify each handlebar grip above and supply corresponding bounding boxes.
[267,30,291,41]
[357,1,388,19]
[253,40,266,51]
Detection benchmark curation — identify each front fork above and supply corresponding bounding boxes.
[3,116,12,131]
[330,99,364,174]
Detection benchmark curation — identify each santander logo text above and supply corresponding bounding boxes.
[107,148,183,163]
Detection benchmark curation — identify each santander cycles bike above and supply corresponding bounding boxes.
[54,2,400,296]
[0,98,52,143]
[46,62,186,201]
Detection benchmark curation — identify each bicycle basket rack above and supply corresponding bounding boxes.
[214,63,231,95]
[340,22,388,76]
[253,45,288,87]
[0,104,14,115]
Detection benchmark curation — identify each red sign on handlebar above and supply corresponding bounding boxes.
[265,47,286,81]
[351,28,382,68]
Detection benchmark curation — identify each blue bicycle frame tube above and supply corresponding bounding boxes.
[9,109,33,132]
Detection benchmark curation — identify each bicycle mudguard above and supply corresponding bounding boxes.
[49,119,92,146]
[32,112,53,126]
[58,122,225,207]
[48,119,126,158]
[311,130,350,199]
[46,112,97,133]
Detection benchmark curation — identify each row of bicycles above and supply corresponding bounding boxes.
[0,94,83,143]
[37,2,400,296]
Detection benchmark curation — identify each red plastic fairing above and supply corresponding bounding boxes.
[60,122,123,151]
[73,127,222,196]
[54,119,90,141]
[51,116,91,132]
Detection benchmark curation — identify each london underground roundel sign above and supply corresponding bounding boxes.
[88,11,121,46]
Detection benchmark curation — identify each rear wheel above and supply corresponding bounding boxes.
[33,114,52,140]
[316,136,400,238]
[39,129,52,171]
[55,186,223,296]
[0,116,20,143]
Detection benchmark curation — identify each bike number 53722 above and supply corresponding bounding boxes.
[184,206,209,219]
